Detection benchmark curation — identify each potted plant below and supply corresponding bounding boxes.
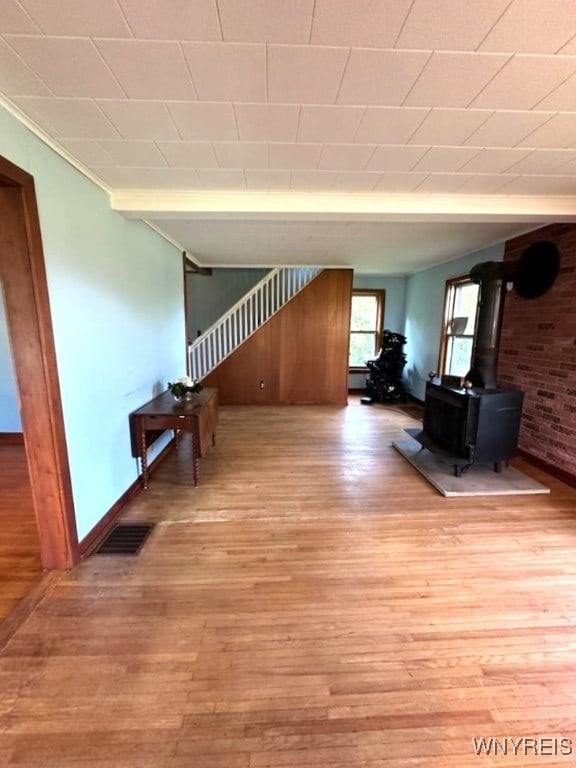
[168,376,203,401]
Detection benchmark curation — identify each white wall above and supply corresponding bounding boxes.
[0,280,22,432]
[1,106,185,540]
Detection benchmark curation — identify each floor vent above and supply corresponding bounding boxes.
[94,523,155,555]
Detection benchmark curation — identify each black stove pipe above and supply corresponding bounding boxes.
[465,260,516,390]
[464,242,560,389]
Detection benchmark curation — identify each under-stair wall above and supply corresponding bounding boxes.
[202,269,353,405]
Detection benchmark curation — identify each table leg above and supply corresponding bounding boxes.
[140,429,149,489]
[192,429,200,487]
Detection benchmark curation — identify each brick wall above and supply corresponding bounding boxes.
[498,224,576,481]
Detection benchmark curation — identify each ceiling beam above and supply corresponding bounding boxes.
[111,190,576,223]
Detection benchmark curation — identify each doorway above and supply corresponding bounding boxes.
[0,154,78,572]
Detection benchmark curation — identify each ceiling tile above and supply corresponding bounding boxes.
[457,174,519,194]
[317,144,375,171]
[397,0,511,50]
[98,101,180,140]
[92,166,157,188]
[167,102,238,141]
[244,170,292,190]
[409,109,492,145]
[504,148,576,174]
[412,147,481,172]
[470,55,576,110]
[95,40,196,100]
[98,140,168,167]
[0,38,50,96]
[268,45,348,104]
[269,143,322,169]
[12,97,120,138]
[218,0,314,43]
[404,52,510,108]
[19,0,131,36]
[311,0,412,47]
[213,142,268,169]
[0,0,41,33]
[297,106,364,143]
[235,104,299,142]
[57,139,114,167]
[354,107,428,143]
[463,110,555,148]
[337,49,430,106]
[156,141,218,168]
[414,174,474,193]
[147,168,203,189]
[479,0,576,54]
[196,169,246,189]
[537,73,576,111]
[542,157,576,175]
[182,42,266,101]
[500,175,576,194]
[118,0,220,40]
[148,168,202,189]
[517,113,576,149]
[290,170,337,190]
[331,172,382,191]
[374,172,428,192]
[558,35,576,54]
[458,147,533,173]
[5,36,124,98]
[366,145,429,171]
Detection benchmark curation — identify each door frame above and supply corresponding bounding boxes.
[0,154,79,569]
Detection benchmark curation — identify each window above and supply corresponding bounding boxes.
[349,290,385,369]
[439,277,479,377]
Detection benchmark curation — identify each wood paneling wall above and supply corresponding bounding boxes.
[498,224,576,483]
[203,269,353,405]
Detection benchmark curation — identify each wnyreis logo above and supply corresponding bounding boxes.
[472,737,573,757]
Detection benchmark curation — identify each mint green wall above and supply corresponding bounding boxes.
[0,281,22,432]
[403,244,505,401]
[353,274,407,332]
[1,106,184,540]
[187,267,269,342]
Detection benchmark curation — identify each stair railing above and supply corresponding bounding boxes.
[188,266,322,380]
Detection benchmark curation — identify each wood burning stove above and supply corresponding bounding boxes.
[412,241,560,477]
[421,381,524,475]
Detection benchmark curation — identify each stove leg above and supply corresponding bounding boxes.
[494,461,502,473]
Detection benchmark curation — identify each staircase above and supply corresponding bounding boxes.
[188,267,323,380]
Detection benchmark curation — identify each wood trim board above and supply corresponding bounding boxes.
[0,154,79,570]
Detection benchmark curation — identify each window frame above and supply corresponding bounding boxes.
[348,289,386,372]
[438,275,479,378]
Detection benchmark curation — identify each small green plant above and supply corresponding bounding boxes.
[168,376,203,398]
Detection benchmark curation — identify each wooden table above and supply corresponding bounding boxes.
[129,388,218,488]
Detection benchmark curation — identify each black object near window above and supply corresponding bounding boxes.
[364,330,407,403]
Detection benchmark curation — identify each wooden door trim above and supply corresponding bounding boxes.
[0,154,79,569]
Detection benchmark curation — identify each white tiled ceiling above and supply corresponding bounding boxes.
[167,102,237,141]
[2,0,576,273]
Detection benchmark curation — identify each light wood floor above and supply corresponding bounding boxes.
[1,401,576,767]
[0,443,42,622]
